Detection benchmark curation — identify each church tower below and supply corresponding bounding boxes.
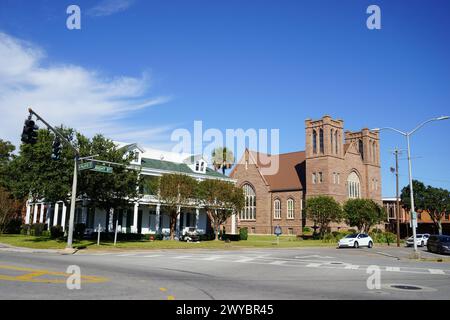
[305,115,346,201]
[344,128,381,200]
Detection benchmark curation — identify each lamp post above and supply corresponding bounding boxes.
[372,116,449,256]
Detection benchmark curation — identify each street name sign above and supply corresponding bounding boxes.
[78,161,95,171]
[92,165,113,174]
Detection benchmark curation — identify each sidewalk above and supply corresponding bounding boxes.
[0,242,75,255]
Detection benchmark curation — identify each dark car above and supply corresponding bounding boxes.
[426,235,450,255]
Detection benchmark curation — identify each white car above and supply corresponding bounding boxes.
[406,234,430,247]
[338,233,374,249]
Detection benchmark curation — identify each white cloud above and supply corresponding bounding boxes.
[88,0,135,17]
[0,31,174,149]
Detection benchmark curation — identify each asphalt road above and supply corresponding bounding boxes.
[0,245,449,300]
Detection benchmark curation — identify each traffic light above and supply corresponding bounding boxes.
[51,138,62,160]
[21,119,39,144]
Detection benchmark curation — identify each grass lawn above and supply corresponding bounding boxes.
[0,234,337,251]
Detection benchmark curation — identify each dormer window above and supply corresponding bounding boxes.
[134,151,139,163]
[195,161,200,171]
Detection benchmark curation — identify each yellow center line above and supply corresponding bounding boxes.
[159,287,168,292]
[0,264,108,284]
[167,295,175,300]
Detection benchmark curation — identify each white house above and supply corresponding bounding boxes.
[24,142,236,238]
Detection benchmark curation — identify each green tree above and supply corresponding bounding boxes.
[0,187,22,234]
[197,179,244,240]
[6,128,75,205]
[211,147,235,175]
[306,196,343,238]
[402,180,450,235]
[343,199,385,233]
[0,139,16,190]
[400,180,428,213]
[158,173,198,240]
[424,187,450,235]
[77,134,141,232]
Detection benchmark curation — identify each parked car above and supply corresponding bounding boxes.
[180,227,200,242]
[338,233,374,249]
[405,233,430,247]
[427,235,450,255]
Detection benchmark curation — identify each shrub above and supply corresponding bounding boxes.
[74,223,86,240]
[32,223,46,237]
[302,226,312,233]
[322,233,336,243]
[50,225,64,239]
[222,234,240,241]
[199,233,215,241]
[20,224,31,235]
[239,227,248,241]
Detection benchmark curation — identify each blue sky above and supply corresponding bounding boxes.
[0,0,449,197]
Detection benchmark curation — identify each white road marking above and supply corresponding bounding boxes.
[140,255,162,258]
[117,253,138,257]
[295,255,334,259]
[344,265,360,270]
[306,263,322,268]
[269,260,286,265]
[203,256,222,261]
[428,269,445,275]
[386,267,401,272]
[235,258,255,263]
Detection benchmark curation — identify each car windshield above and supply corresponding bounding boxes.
[345,234,358,239]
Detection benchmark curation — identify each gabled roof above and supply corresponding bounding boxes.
[141,158,229,179]
[235,150,306,191]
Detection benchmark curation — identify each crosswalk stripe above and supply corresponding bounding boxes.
[428,269,445,275]
[203,256,222,261]
[386,267,400,272]
[306,263,322,268]
[344,265,360,270]
[235,258,255,263]
[269,260,286,265]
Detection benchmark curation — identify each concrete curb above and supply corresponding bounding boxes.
[0,242,70,255]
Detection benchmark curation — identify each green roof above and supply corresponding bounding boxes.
[140,158,229,179]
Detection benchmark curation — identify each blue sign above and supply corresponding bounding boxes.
[274,226,282,236]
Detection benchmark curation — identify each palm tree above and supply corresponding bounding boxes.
[211,147,235,175]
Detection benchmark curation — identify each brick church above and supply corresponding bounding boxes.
[227,115,382,235]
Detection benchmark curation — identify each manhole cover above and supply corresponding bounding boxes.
[390,285,422,291]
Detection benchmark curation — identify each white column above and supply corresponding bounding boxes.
[155,204,161,233]
[53,203,60,226]
[39,204,45,223]
[46,204,52,229]
[195,208,200,229]
[25,203,31,224]
[132,203,139,233]
[33,204,38,224]
[231,213,236,234]
[61,203,67,231]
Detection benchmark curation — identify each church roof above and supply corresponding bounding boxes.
[248,150,306,191]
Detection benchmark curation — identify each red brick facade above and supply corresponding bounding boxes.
[226,115,382,235]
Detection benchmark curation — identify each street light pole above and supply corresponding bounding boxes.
[372,116,449,257]
[393,148,401,247]
[406,134,418,253]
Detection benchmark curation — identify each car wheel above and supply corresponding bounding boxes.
[353,241,359,249]
[421,241,424,247]
[368,241,373,248]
